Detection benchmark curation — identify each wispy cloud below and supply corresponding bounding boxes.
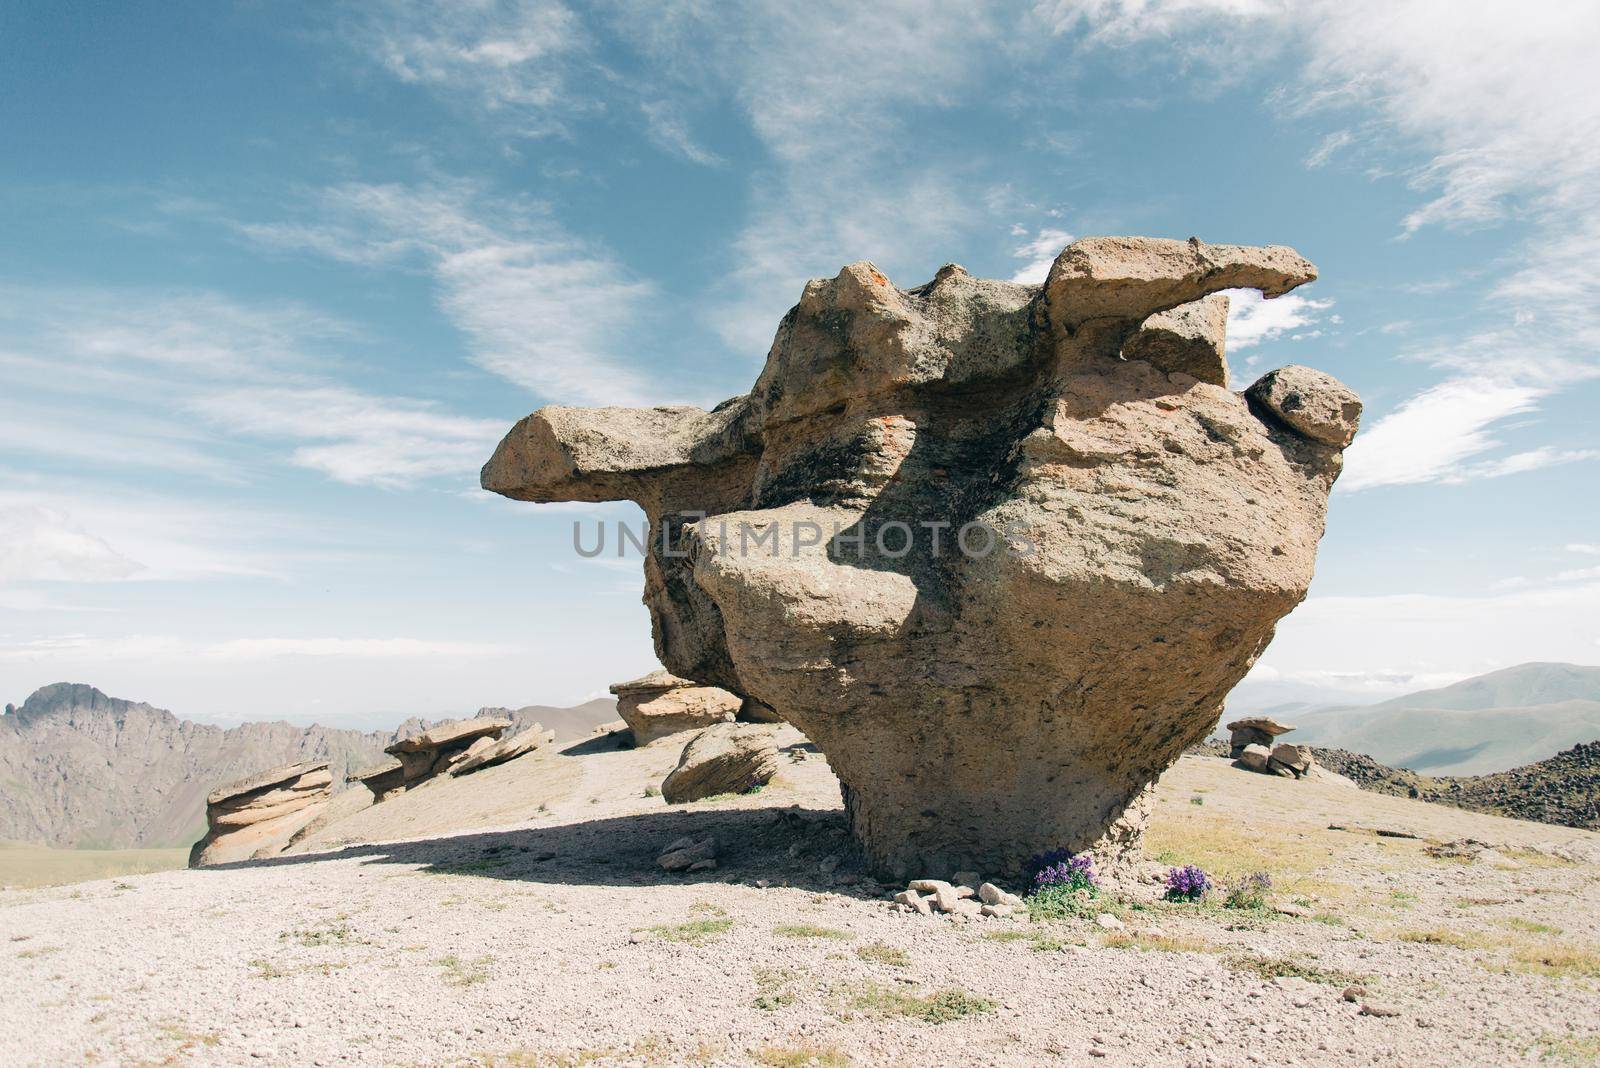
[338,0,588,136]
[0,633,515,664]
[606,2,1017,355]
[1223,288,1334,350]
[1339,377,1543,492]
[1043,0,1600,489]
[242,181,654,403]
[193,386,504,488]
[0,506,143,584]
[0,285,500,490]
[1010,227,1075,284]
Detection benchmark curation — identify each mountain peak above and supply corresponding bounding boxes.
[14,682,124,722]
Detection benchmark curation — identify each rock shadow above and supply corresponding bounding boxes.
[194,804,879,896]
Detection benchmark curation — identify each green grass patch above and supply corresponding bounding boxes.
[641,918,735,944]
[774,923,854,941]
[836,982,994,1024]
[1226,954,1369,986]
[854,942,910,967]
[438,953,493,986]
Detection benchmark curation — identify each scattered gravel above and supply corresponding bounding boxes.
[1,738,1596,1066]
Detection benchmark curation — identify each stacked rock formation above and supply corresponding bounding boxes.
[382,715,510,790]
[1228,716,1318,779]
[660,722,780,803]
[483,235,1360,880]
[188,760,332,867]
[610,670,740,745]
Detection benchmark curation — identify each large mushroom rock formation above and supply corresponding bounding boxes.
[483,235,1361,880]
[189,760,333,867]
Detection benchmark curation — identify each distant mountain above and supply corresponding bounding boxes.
[1285,663,1600,775]
[0,683,618,851]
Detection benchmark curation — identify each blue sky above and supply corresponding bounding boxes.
[1,1,1597,726]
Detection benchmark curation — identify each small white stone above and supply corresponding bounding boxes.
[1095,913,1124,930]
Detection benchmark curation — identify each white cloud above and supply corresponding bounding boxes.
[1568,544,1600,556]
[1042,0,1600,487]
[1304,128,1352,169]
[639,100,724,166]
[1010,228,1075,284]
[1223,288,1333,350]
[1339,377,1544,492]
[1254,579,1600,688]
[192,386,506,488]
[606,2,1015,355]
[341,0,588,136]
[0,634,514,665]
[0,284,503,489]
[243,182,654,403]
[1460,447,1600,482]
[0,507,143,583]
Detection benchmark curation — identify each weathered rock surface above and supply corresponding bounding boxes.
[483,234,1360,879]
[350,757,406,799]
[659,723,780,803]
[189,761,333,867]
[610,671,740,745]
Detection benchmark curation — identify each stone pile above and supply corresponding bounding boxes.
[661,722,780,803]
[484,234,1360,879]
[610,670,740,745]
[1227,716,1318,779]
[387,715,508,781]
[892,872,1025,920]
[352,717,554,802]
[188,760,333,867]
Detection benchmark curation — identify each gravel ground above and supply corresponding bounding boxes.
[2,731,1598,1067]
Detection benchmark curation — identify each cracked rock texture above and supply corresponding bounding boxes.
[483,235,1360,880]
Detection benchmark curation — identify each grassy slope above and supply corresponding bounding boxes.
[0,839,189,889]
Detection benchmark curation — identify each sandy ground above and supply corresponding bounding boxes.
[2,729,1598,1067]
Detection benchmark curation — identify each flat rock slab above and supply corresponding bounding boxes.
[386,717,510,755]
[207,761,330,807]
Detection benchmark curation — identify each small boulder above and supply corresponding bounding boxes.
[1246,365,1363,449]
[657,836,716,872]
[1270,742,1314,774]
[1236,743,1272,773]
[660,723,780,803]
[1095,913,1125,931]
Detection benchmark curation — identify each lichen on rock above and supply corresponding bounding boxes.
[483,235,1361,880]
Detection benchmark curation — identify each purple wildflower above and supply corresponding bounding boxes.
[1164,865,1211,901]
[1030,852,1097,893]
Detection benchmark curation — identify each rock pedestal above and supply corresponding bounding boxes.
[609,670,740,745]
[483,235,1360,880]
[189,761,333,867]
[1227,716,1297,757]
